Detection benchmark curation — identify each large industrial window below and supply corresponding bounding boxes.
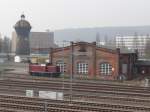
[56,60,66,73]
[77,62,88,74]
[100,63,112,75]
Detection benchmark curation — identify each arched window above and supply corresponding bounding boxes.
[56,60,66,73]
[77,62,88,74]
[100,63,112,75]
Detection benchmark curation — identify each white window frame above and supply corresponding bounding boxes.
[100,63,112,75]
[77,62,88,75]
[56,60,66,73]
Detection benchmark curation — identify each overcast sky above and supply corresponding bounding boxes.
[0,0,150,37]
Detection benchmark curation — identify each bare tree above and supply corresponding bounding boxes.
[2,36,11,53]
[0,37,3,53]
[107,38,116,48]
[96,32,100,46]
[104,34,108,46]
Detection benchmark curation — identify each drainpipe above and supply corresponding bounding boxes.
[116,48,120,80]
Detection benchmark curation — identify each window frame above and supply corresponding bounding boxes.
[56,60,66,73]
[76,62,88,75]
[100,62,112,75]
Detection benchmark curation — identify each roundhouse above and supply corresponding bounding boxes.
[50,42,138,80]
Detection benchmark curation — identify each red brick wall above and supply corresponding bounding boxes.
[50,43,121,80]
[95,49,119,80]
[51,48,70,75]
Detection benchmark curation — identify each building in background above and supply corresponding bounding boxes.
[116,35,150,58]
[14,14,31,55]
[30,32,57,55]
[11,31,57,55]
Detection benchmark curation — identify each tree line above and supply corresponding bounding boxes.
[0,36,11,54]
[96,32,150,59]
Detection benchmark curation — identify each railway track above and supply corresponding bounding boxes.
[2,73,143,88]
[0,79,150,99]
[2,73,148,92]
[0,107,27,112]
[0,78,150,107]
[1,78,147,93]
[0,84,150,107]
[0,73,150,111]
[0,94,150,112]
[0,86,150,107]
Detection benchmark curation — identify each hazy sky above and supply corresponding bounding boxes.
[0,0,150,37]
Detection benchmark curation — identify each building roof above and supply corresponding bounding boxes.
[119,48,136,54]
[14,15,31,29]
[97,44,136,54]
[52,41,137,55]
[135,60,150,66]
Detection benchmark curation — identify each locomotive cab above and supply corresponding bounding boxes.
[29,57,60,78]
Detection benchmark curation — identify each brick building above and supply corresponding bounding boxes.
[50,42,137,80]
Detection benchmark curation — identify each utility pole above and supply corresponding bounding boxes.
[70,41,73,103]
[62,40,65,92]
[44,101,48,112]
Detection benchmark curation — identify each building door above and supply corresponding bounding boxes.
[122,64,127,74]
